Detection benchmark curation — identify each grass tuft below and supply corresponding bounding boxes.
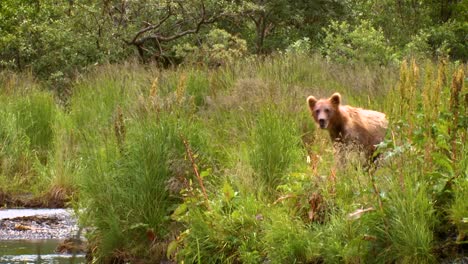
[249,106,304,193]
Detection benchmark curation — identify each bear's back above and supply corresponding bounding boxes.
[341,105,388,146]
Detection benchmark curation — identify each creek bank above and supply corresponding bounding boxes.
[0,189,70,208]
[0,209,79,240]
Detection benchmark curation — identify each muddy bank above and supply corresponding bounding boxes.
[0,189,70,208]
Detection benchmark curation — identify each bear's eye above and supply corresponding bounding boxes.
[324,108,330,113]
[315,109,320,114]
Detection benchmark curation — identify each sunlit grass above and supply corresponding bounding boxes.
[0,54,465,263]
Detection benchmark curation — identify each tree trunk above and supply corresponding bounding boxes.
[255,14,267,54]
[440,0,456,22]
[15,49,22,71]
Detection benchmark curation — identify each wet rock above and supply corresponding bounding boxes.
[13,223,31,231]
[56,237,86,254]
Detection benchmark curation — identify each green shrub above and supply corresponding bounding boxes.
[402,21,468,61]
[176,189,265,264]
[321,20,395,65]
[285,37,312,55]
[174,28,247,66]
[402,31,433,59]
[427,21,468,60]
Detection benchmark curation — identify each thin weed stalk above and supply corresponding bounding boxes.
[449,67,464,161]
[113,106,126,154]
[368,167,384,214]
[328,167,336,196]
[180,134,210,210]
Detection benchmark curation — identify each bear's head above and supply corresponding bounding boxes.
[307,93,341,129]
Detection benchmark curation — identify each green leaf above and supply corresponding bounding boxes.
[222,180,235,203]
[432,152,454,176]
[171,203,188,220]
[129,222,148,230]
[200,169,211,178]
[166,239,179,259]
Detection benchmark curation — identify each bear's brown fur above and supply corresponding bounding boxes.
[307,92,388,159]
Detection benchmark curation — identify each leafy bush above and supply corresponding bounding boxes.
[175,189,265,263]
[174,28,247,66]
[321,20,395,65]
[402,21,468,61]
[285,37,312,54]
[402,31,433,59]
[427,21,468,60]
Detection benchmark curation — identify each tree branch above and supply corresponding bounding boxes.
[128,6,173,45]
[125,0,224,61]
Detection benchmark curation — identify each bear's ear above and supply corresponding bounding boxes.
[307,96,317,110]
[330,93,341,106]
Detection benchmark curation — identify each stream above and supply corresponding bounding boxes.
[0,208,86,263]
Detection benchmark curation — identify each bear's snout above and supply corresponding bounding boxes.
[318,119,327,129]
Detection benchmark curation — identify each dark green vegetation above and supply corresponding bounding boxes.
[1,0,467,263]
[1,1,466,84]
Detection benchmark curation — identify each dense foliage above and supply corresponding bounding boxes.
[1,0,466,84]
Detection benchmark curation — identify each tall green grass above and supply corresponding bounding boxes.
[13,92,56,157]
[263,209,321,263]
[0,54,465,263]
[249,106,305,193]
[0,88,58,194]
[381,180,436,263]
[176,192,265,263]
[0,109,33,191]
[79,113,212,261]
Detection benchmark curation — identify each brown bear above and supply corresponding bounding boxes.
[307,92,388,160]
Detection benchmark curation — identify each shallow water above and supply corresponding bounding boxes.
[0,239,85,264]
[0,209,84,263]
